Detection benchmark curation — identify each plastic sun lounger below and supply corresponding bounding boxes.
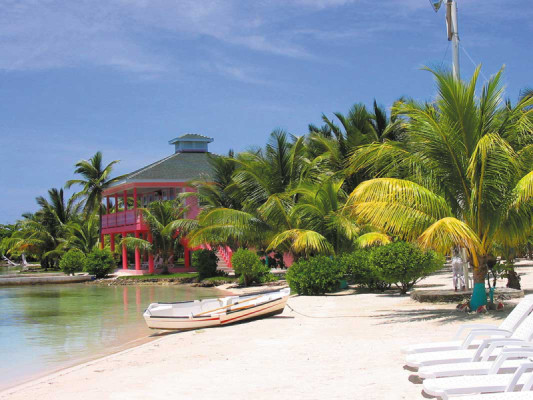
[418,347,533,379]
[402,295,533,355]
[406,310,533,369]
[423,362,533,399]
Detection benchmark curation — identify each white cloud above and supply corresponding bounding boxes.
[0,0,528,79]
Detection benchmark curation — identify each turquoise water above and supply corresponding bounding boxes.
[0,283,228,390]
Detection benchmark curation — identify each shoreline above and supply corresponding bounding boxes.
[0,283,288,395]
[1,268,530,399]
[0,333,164,396]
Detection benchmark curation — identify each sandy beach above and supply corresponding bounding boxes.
[2,264,531,400]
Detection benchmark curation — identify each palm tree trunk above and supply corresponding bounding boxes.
[473,255,488,284]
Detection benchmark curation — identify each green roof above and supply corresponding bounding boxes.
[168,133,214,144]
[112,152,213,185]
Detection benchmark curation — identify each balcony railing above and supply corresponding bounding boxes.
[102,209,146,230]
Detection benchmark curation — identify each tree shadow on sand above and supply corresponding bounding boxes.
[369,306,510,326]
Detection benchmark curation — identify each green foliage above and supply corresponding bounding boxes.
[0,224,16,241]
[232,249,272,286]
[192,249,219,280]
[370,241,444,294]
[347,67,533,285]
[84,248,116,279]
[59,249,86,275]
[286,255,344,295]
[337,249,389,291]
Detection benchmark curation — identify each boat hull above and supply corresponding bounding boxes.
[144,295,288,330]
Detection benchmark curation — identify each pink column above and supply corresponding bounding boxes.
[134,231,141,271]
[148,232,154,274]
[122,232,128,270]
[110,234,115,252]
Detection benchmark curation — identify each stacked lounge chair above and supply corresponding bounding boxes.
[402,295,533,398]
[406,297,533,369]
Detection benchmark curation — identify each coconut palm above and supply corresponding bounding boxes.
[267,178,359,256]
[66,151,127,235]
[2,189,82,267]
[229,129,311,211]
[346,66,533,293]
[121,200,190,266]
[36,188,83,228]
[185,151,243,211]
[186,178,365,259]
[308,101,404,193]
[65,216,100,254]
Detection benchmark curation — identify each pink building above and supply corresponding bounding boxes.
[101,134,214,274]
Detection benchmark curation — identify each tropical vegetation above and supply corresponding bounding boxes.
[2,66,532,298]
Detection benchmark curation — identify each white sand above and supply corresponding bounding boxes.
[2,264,532,400]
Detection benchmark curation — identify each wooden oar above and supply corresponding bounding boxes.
[193,295,263,317]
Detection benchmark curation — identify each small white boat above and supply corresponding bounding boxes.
[143,288,290,330]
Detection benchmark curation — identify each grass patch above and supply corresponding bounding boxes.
[117,272,199,280]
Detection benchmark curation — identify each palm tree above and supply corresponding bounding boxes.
[185,178,366,259]
[2,189,82,267]
[268,178,359,256]
[66,216,100,254]
[229,129,311,211]
[36,188,82,228]
[186,151,243,211]
[346,66,533,295]
[121,200,190,266]
[66,151,127,238]
[308,101,403,193]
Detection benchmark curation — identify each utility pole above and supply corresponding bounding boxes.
[447,1,460,80]
[429,0,460,80]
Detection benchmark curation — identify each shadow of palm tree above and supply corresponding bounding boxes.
[369,307,510,325]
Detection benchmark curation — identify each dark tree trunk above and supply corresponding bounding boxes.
[506,268,521,290]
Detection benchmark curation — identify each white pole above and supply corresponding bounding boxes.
[449,0,460,80]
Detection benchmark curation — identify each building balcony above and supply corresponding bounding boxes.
[101,209,148,233]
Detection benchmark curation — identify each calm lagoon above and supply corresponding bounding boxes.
[0,283,227,390]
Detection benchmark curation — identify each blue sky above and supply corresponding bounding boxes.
[0,0,531,223]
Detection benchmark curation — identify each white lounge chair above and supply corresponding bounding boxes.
[419,347,533,379]
[423,361,533,399]
[406,309,533,368]
[402,295,533,355]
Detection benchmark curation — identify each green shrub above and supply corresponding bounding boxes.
[192,249,219,280]
[286,256,344,295]
[232,249,272,286]
[337,249,389,291]
[84,248,116,279]
[370,241,444,294]
[59,249,86,275]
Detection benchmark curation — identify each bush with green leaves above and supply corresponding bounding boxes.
[59,249,86,275]
[370,241,444,294]
[337,249,389,291]
[231,249,272,286]
[286,256,344,295]
[192,249,219,280]
[84,248,116,278]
